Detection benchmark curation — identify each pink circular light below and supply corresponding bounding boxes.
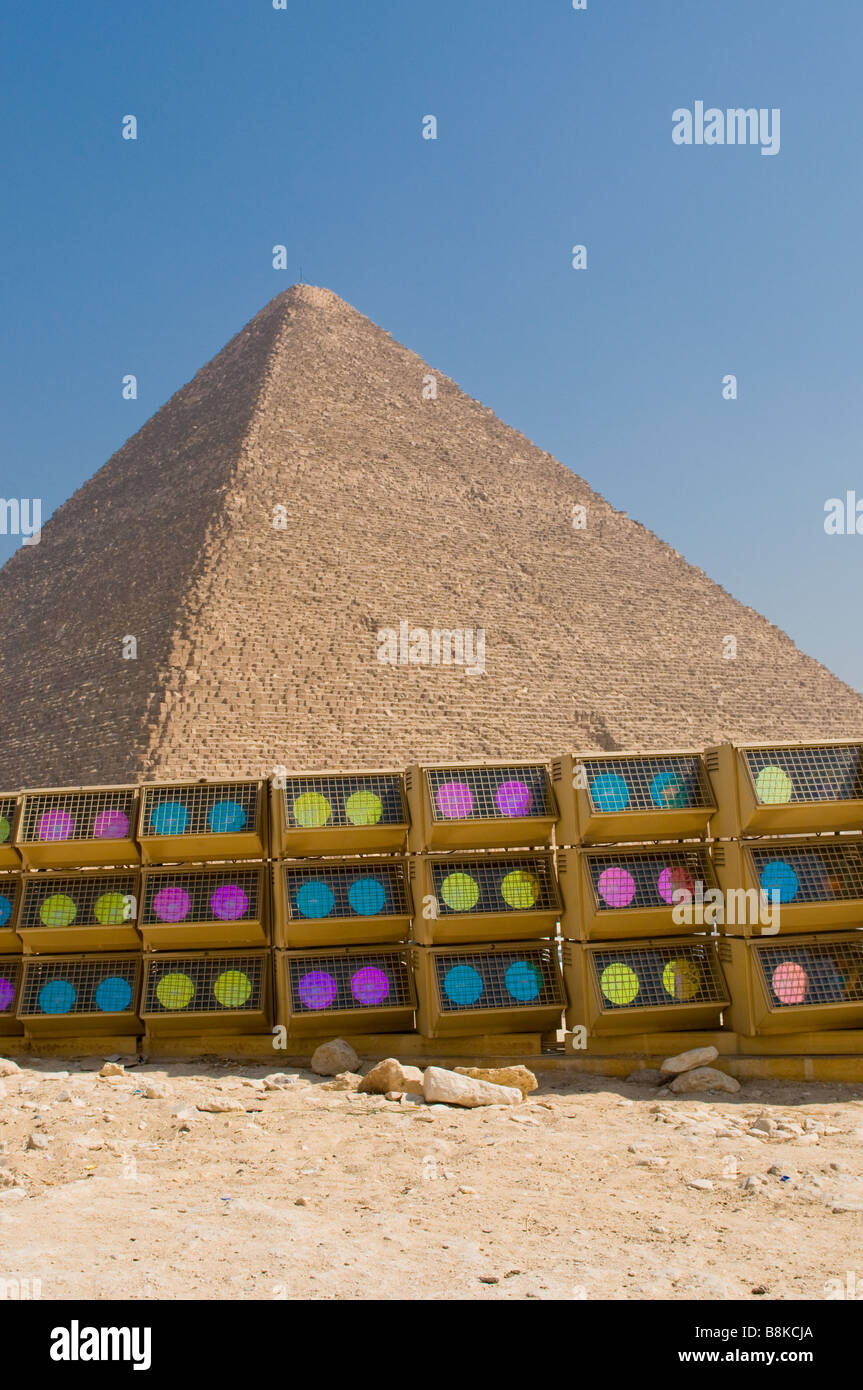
[351,967,390,1007]
[657,866,695,906]
[435,781,474,819]
[0,977,14,1011]
[494,780,533,817]
[152,887,192,923]
[37,809,75,841]
[597,866,636,908]
[93,809,130,840]
[210,884,249,921]
[772,961,808,1005]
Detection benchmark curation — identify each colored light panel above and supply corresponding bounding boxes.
[759,860,799,904]
[213,970,253,1008]
[772,961,808,1005]
[590,773,629,812]
[37,809,75,841]
[494,780,533,817]
[505,960,542,1001]
[600,962,639,1005]
[94,891,128,925]
[348,877,387,916]
[345,791,383,826]
[755,766,793,805]
[597,866,636,908]
[93,810,130,840]
[39,979,76,1014]
[351,966,390,1006]
[95,976,133,1012]
[292,793,332,828]
[657,866,695,906]
[297,970,338,1010]
[650,771,690,809]
[435,782,474,820]
[152,887,192,923]
[295,881,335,919]
[662,958,701,1001]
[440,872,480,911]
[0,816,11,843]
[443,964,484,1006]
[0,895,11,927]
[207,800,247,834]
[500,869,541,909]
[0,977,14,1011]
[40,894,77,927]
[210,884,250,921]
[156,973,195,1009]
[150,802,190,836]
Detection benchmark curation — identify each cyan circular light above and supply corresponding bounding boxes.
[0,895,11,927]
[505,960,542,1001]
[760,860,799,903]
[150,801,189,836]
[443,964,484,1006]
[207,800,247,834]
[650,771,689,809]
[95,976,133,1012]
[348,877,387,916]
[39,979,76,1014]
[295,880,335,919]
[590,773,629,812]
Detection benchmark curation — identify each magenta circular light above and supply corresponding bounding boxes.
[0,977,13,1011]
[37,809,75,841]
[657,866,695,906]
[597,866,637,908]
[210,884,249,921]
[93,809,130,840]
[351,967,390,1007]
[494,780,533,818]
[435,781,474,819]
[297,970,338,1010]
[152,886,192,923]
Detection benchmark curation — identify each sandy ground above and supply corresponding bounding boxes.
[1,1054,862,1301]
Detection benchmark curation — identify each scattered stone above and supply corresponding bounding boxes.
[143,1084,167,1100]
[669,1067,740,1095]
[459,1186,478,1195]
[99,1062,125,1078]
[625,1069,667,1086]
[422,1067,521,1108]
[479,1276,499,1285]
[831,1199,863,1213]
[384,1091,405,1102]
[0,1059,20,1077]
[0,1188,27,1201]
[687,1179,714,1191]
[310,1040,360,1077]
[454,1065,537,1100]
[196,1098,244,1114]
[660,1046,720,1076]
[321,1072,362,1092]
[743,1175,767,1190]
[26,1133,50,1150]
[263,1073,300,1089]
[637,1157,669,1168]
[294,1197,308,1207]
[358,1058,424,1096]
[750,1116,777,1134]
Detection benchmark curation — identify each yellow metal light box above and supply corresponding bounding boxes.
[562,937,729,1036]
[0,795,21,868]
[276,945,416,1035]
[712,837,863,936]
[717,932,863,1034]
[16,869,140,953]
[17,953,142,1036]
[413,941,565,1037]
[16,786,139,869]
[551,751,715,847]
[272,858,411,948]
[409,850,561,945]
[405,762,557,852]
[557,844,719,941]
[0,957,23,1035]
[270,770,408,857]
[141,950,272,1034]
[138,779,267,864]
[138,865,268,950]
[0,874,21,955]
[705,742,863,840]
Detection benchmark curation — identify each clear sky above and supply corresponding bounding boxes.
[2,0,861,691]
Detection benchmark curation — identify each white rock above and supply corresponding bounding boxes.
[310,1040,360,1077]
[669,1067,740,1095]
[143,1084,166,1100]
[263,1073,300,1089]
[26,1133,50,1150]
[750,1116,777,1134]
[0,1059,20,1077]
[687,1179,714,1191]
[321,1072,362,1092]
[0,1188,27,1201]
[637,1157,669,1168]
[358,1058,424,1096]
[196,1098,244,1113]
[660,1046,720,1076]
[99,1062,125,1078]
[422,1067,521,1109]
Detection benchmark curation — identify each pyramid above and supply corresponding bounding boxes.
[1,283,861,788]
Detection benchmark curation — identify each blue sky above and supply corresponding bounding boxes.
[2,0,861,690]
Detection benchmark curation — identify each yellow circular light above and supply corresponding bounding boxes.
[40,894,77,927]
[213,970,253,1008]
[156,972,195,1010]
[440,872,480,911]
[755,765,793,805]
[95,891,128,925]
[500,869,541,909]
[292,792,332,827]
[662,958,701,1001]
[345,790,383,826]
[600,962,639,1006]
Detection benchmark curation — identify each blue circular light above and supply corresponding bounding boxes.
[348,877,387,916]
[590,773,629,812]
[94,976,133,1013]
[760,860,799,903]
[650,771,689,809]
[505,960,542,1001]
[443,964,484,1006]
[38,979,76,1015]
[207,799,247,834]
[295,880,335,919]
[0,895,11,927]
[150,801,189,836]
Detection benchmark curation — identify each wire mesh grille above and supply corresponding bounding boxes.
[140,870,262,924]
[0,797,17,847]
[0,959,22,1016]
[748,842,863,904]
[590,942,727,1010]
[742,745,863,805]
[585,847,716,912]
[18,873,137,930]
[283,862,409,921]
[425,765,554,824]
[427,855,560,916]
[754,938,863,1008]
[0,876,21,930]
[143,953,266,1015]
[18,956,141,1018]
[581,755,714,813]
[286,949,414,1014]
[141,782,261,838]
[19,789,136,844]
[280,774,406,830]
[433,945,562,1013]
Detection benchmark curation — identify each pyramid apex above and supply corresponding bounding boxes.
[274,282,354,312]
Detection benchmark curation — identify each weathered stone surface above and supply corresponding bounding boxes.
[311,1040,360,1076]
[0,1059,20,1077]
[422,1066,521,1108]
[196,1098,244,1113]
[358,1059,424,1096]
[668,1067,740,1095]
[660,1046,720,1076]
[99,1062,125,1078]
[321,1072,362,1092]
[454,1065,537,1099]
